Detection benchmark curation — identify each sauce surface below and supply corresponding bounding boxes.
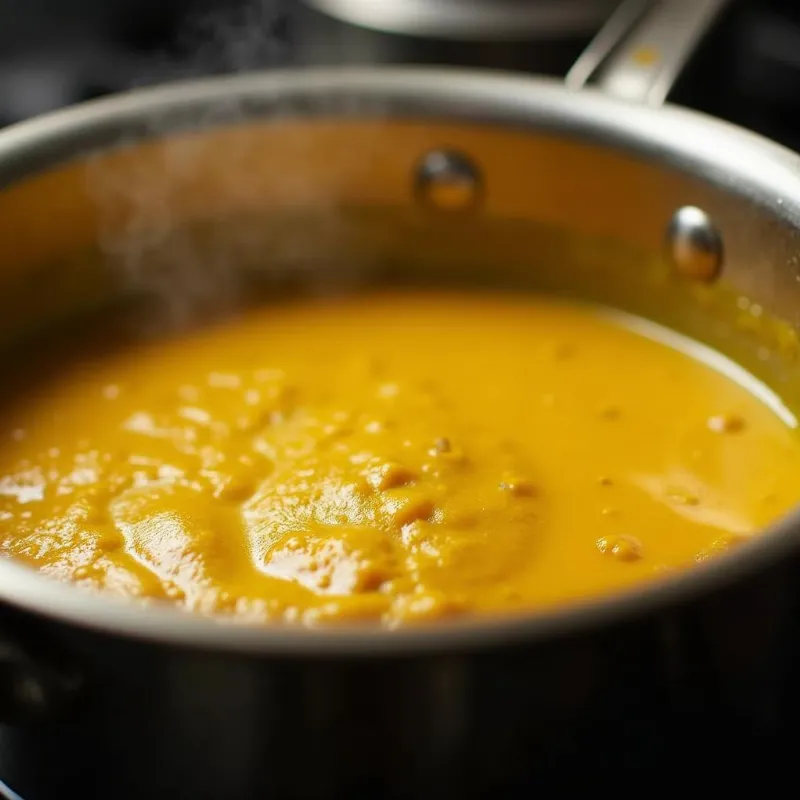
[1,290,799,626]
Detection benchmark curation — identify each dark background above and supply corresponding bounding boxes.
[0,0,797,151]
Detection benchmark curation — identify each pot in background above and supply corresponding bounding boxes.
[299,0,619,39]
[291,0,619,73]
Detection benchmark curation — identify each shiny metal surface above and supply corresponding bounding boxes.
[666,205,723,282]
[0,67,799,656]
[565,0,651,91]
[413,148,484,212]
[0,18,799,796]
[567,0,733,105]
[0,778,21,800]
[299,0,619,40]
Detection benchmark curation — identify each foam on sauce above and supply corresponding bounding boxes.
[1,290,799,626]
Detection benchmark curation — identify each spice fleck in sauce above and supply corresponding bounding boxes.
[1,291,798,626]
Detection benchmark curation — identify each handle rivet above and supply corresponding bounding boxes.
[666,205,723,283]
[414,149,483,213]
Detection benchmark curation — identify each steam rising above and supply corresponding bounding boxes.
[157,0,292,81]
[86,0,382,335]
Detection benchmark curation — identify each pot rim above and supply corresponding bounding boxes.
[2,66,800,656]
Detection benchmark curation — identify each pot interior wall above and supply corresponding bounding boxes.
[1,117,799,409]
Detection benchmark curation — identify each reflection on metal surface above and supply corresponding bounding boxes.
[666,205,723,283]
[414,148,483,213]
[567,0,732,106]
[631,45,659,66]
[0,779,23,800]
[300,0,618,40]
[565,0,650,91]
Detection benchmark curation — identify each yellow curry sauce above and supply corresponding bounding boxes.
[1,290,799,626]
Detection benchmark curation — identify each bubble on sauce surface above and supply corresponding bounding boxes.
[707,413,746,434]
[666,488,700,507]
[365,461,417,491]
[380,490,436,530]
[262,524,402,595]
[498,473,537,497]
[596,535,643,562]
[389,590,471,624]
[695,532,751,562]
[304,593,394,625]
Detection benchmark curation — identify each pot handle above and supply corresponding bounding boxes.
[565,0,731,107]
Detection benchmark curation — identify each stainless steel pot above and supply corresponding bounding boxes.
[291,0,611,73]
[0,0,798,796]
[298,0,619,40]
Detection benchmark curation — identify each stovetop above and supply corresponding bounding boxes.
[0,0,799,797]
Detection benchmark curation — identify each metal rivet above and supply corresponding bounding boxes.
[414,149,483,213]
[666,206,724,282]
